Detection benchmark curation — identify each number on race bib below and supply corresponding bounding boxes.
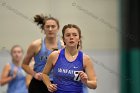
[74,71,82,81]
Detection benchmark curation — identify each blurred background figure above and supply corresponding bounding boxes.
[0,45,28,93]
[22,14,63,93]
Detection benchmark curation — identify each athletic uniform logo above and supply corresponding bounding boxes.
[57,68,82,81]
[58,68,74,74]
[39,56,47,61]
[39,51,48,61]
[74,66,78,68]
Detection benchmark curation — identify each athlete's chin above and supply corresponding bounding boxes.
[67,44,77,48]
[14,59,21,63]
[48,35,56,38]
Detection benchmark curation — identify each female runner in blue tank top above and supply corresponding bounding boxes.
[0,45,28,93]
[22,14,63,93]
[42,24,97,93]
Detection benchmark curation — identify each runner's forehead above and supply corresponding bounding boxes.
[65,28,79,34]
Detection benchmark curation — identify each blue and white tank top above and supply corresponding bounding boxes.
[34,37,62,80]
[7,63,28,93]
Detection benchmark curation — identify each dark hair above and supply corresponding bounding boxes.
[10,45,23,54]
[34,14,60,30]
[62,24,82,49]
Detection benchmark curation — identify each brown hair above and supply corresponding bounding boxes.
[10,45,23,54]
[62,24,82,49]
[34,14,60,30]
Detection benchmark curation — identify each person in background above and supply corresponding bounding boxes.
[22,14,63,93]
[0,45,28,93]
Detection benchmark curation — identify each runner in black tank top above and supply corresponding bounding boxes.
[22,14,63,93]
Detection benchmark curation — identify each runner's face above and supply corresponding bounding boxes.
[63,28,80,48]
[11,47,23,63]
[44,20,59,38]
